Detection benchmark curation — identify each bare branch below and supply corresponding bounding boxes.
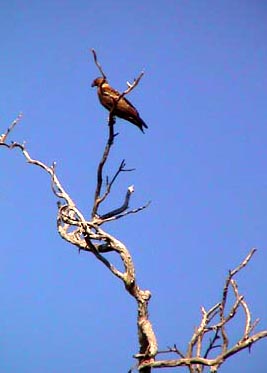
[99,200,151,223]
[99,184,135,220]
[157,345,185,359]
[2,142,75,209]
[0,113,23,143]
[230,248,257,277]
[203,329,220,359]
[231,279,251,342]
[95,159,135,212]
[91,48,106,79]
[139,249,266,371]
[91,116,116,217]
[123,71,144,96]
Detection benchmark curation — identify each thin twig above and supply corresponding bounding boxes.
[99,200,151,223]
[91,116,115,217]
[99,185,134,219]
[91,48,106,79]
[157,345,185,359]
[231,279,251,341]
[230,249,257,277]
[0,113,23,143]
[203,329,220,358]
[96,160,135,211]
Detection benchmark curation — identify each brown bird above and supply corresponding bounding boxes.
[91,77,148,133]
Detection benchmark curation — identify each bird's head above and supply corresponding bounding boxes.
[91,77,107,87]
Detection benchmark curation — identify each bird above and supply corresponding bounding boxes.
[91,77,148,133]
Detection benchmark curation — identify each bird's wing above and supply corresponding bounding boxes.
[116,96,139,118]
[98,85,119,109]
[101,85,138,112]
[96,82,147,131]
[101,85,120,100]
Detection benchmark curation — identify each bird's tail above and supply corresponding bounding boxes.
[135,116,148,133]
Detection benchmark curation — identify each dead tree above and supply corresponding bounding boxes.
[1,51,267,372]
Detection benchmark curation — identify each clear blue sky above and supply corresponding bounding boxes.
[1,1,267,372]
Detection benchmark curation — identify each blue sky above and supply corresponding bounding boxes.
[1,1,267,372]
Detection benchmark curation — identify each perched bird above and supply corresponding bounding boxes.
[91,77,148,133]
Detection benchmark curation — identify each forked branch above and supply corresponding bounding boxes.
[2,92,155,373]
[138,249,267,371]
